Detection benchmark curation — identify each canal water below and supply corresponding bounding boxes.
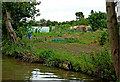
[2,56,109,82]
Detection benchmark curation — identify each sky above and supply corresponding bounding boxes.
[35,0,106,22]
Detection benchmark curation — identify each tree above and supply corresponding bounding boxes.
[40,19,46,26]
[90,10,94,14]
[4,10,18,43]
[47,20,52,26]
[52,21,58,26]
[2,2,40,41]
[106,1,119,79]
[77,18,89,25]
[88,11,107,31]
[75,12,84,21]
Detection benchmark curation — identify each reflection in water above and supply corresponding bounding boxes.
[2,56,108,82]
[30,69,64,80]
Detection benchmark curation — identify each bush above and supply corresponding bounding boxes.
[35,47,115,80]
[98,30,109,45]
[88,48,115,79]
[2,37,34,56]
[70,47,115,80]
[37,49,54,59]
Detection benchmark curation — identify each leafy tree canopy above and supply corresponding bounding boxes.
[2,2,41,38]
[88,11,107,31]
[75,12,84,21]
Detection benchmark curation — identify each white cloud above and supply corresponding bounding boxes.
[35,0,106,22]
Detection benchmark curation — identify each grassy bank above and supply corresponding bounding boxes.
[2,31,116,81]
[31,47,115,80]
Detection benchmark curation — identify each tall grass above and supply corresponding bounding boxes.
[33,47,115,80]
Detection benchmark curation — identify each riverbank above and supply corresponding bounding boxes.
[3,55,109,81]
[3,47,115,81]
[2,32,116,81]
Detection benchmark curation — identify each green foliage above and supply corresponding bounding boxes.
[2,34,115,80]
[2,2,40,38]
[55,24,59,32]
[35,28,38,33]
[15,26,28,39]
[32,32,64,37]
[32,31,99,44]
[37,49,54,59]
[2,37,34,56]
[89,48,114,78]
[66,38,79,43]
[39,19,46,26]
[33,47,115,80]
[35,49,69,66]
[99,30,109,45]
[88,11,107,31]
[77,18,89,25]
[75,12,84,20]
[49,25,52,32]
[70,48,114,79]
[31,38,44,42]
[118,22,120,27]
[59,24,71,33]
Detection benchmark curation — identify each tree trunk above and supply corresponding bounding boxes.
[106,2,119,79]
[4,10,18,43]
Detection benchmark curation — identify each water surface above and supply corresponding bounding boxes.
[2,56,109,82]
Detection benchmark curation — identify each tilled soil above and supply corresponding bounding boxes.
[34,42,103,56]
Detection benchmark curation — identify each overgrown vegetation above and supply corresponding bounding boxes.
[98,30,109,45]
[35,47,115,80]
[2,33,116,80]
[2,37,34,57]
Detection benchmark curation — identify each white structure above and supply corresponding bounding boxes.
[40,27,49,32]
[29,26,49,33]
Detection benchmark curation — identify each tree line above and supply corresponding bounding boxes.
[31,10,107,32]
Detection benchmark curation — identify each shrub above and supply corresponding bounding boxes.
[98,30,109,45]
[2,37,34,56]
[37,49,54,59]
[69,47,115,80]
